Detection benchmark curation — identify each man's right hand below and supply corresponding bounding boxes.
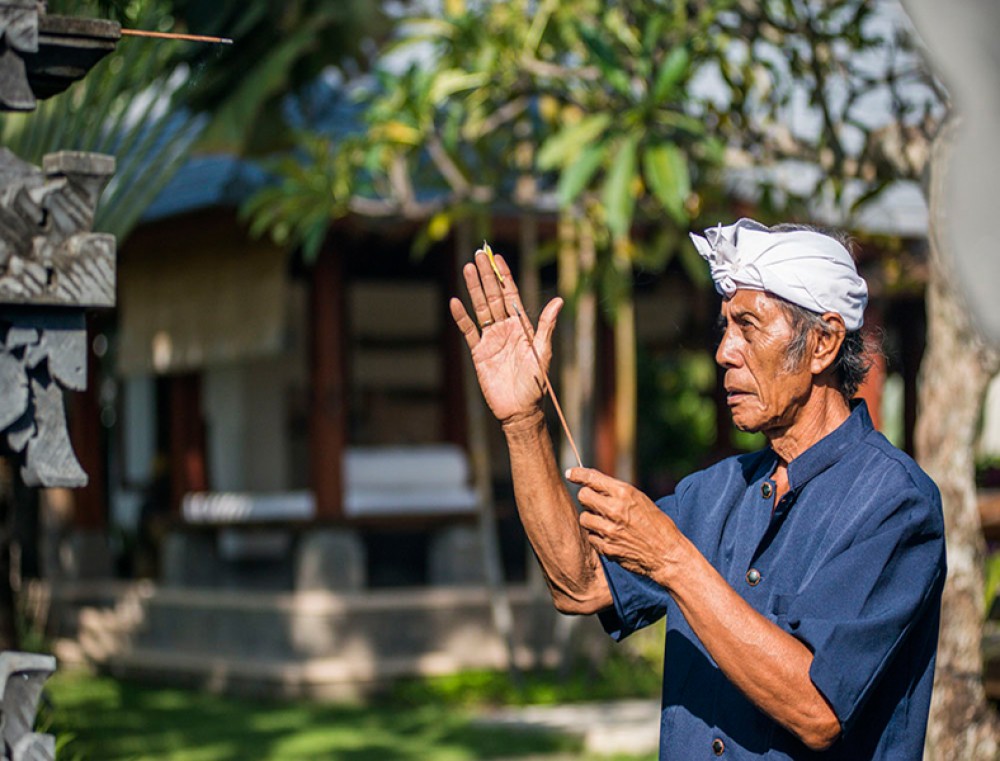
[449,248,563,424]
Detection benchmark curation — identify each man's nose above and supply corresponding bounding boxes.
[715,328,739,368]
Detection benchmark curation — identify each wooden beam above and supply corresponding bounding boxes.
[67,321,105,529]
[168,373,208,514]
[309,247,347,520]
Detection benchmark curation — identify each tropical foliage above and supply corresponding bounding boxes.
[241,0,941,482]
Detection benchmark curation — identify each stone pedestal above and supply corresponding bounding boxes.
[43,527,112,580]
[294,529,366,592]
[428,525,486,586]
[161,529,295,591]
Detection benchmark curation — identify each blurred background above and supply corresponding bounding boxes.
[1,0,998,758]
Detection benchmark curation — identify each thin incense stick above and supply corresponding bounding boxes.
[121,29,233,44]
[512,302,583,468]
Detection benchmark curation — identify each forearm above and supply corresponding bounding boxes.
[657,540,840,750]
[503,411,611,614]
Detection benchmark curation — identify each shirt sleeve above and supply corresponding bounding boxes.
[774,485,946,735]
[597,494,677,641]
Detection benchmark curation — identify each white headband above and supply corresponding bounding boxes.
[689,218,868,330]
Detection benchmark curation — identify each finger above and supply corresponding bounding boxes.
[580,519,616,558]
[579,509,613,536]
[475,251,510,326]
[492,254,528,318]
[449,297,480,351]
[576,485,615,517]
[463,257,494,328]
[534,298,564,358]
[565,466,622,495]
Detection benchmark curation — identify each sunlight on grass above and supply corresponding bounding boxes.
[44,670,583,761]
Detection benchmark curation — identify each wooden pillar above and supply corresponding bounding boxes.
[441,242,468,447]
[167,373,208,514]
[309,246,347,520]
[857,302,887,431]
[595,319,616,476]
[67,321,105,530]
[899,297,926,456]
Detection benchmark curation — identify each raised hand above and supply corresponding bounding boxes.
[449,248,563,423]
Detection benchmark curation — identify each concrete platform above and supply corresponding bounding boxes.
[475,699,661,757]
[42,579,570,699]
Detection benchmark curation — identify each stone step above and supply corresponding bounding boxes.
[104,644,560,701]
[46,580,582,698]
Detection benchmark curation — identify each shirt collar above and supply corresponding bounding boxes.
[785,400,874,490]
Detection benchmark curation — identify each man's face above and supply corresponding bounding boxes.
[715,290,814,435]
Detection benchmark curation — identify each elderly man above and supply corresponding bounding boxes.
[450,218,945,760]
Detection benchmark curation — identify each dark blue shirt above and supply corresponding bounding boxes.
[599,402,945,759]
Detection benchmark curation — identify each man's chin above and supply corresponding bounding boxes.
[730,416,763,434]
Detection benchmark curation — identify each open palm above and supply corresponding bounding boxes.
[450,249,562,423]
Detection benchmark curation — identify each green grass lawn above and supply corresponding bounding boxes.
[43,669,645,761]
[39,625,664,760]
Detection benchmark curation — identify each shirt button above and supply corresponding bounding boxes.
[760,481,773,499]
[712,737,725,755]
[746,568,761,586]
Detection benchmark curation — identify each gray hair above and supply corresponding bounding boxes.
[767,221,857,254]
[780,300,873,399]
[766,222,872,398]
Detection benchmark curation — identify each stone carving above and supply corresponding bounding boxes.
[0,1,40,111]
[0,1,119,111]
[0,4,118,488]
[0,149,115,307]
[0,651,57,761]
[0,309,87,486]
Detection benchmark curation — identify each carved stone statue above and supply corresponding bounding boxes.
[0,6,119,757]
[0,652,56,761]
[0,3,119,489]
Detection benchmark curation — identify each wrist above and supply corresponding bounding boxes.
[651,532,699,592]
[501,408,546,434]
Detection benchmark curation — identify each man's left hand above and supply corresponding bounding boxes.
[567,467,683,584]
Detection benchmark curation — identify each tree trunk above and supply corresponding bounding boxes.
[558,213,596,471]
[919,119,1000,760]
[612,239,636,483]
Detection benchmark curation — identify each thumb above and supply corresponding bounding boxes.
[534,298,564,353]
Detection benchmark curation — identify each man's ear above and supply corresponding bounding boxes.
[810,312,846,375]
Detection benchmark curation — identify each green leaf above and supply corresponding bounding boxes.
[643,143,690,224]
[605,8,641,55]
[653,46,690,104]
[656,110,706,136]
[602,135,639,240]
[429,69,489,105]
[576,22,632,96]
[576,22,621,73]
[537,113,612,170]
[557,142,607,207]
[642,15,668,55]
